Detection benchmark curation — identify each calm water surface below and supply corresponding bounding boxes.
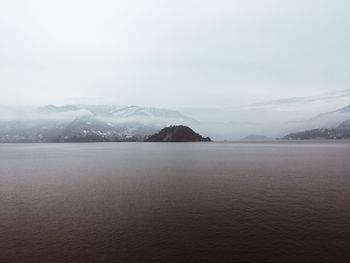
[0,142,350,262]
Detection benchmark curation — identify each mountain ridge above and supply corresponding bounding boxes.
[283,119,350,140]
[0,104,198,143]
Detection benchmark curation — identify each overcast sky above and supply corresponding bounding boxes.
[0,0,349,108]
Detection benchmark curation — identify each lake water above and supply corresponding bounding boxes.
[0,142,350,262]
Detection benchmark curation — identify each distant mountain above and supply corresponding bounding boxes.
[110,106,196,123]
[37,104,196,124]
[0,117,158,143]
[37,104,82,113]
[145,125,211,142]
[37,104,123,115]
[240,134,272,141]
[337,119,350,130]
[278,104,350,139]
[53,117,157,142]
[308,105,350,128]
[335,105,350,113]
[0,104,198,143]
[0,119,66,143]
[283,119,350,140]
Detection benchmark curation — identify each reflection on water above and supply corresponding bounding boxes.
[1,142,350,262]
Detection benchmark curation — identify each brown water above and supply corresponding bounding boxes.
[0,142,350,263]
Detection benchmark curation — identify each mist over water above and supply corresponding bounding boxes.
[1,142,350,262]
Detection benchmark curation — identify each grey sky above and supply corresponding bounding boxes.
[0,0,349,108]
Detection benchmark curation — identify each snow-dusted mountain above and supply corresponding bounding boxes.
[38,104,123,116]
[2,103,350,142]
[0,104,198,142]
[37,104,196,124]
[111,106,195,122]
